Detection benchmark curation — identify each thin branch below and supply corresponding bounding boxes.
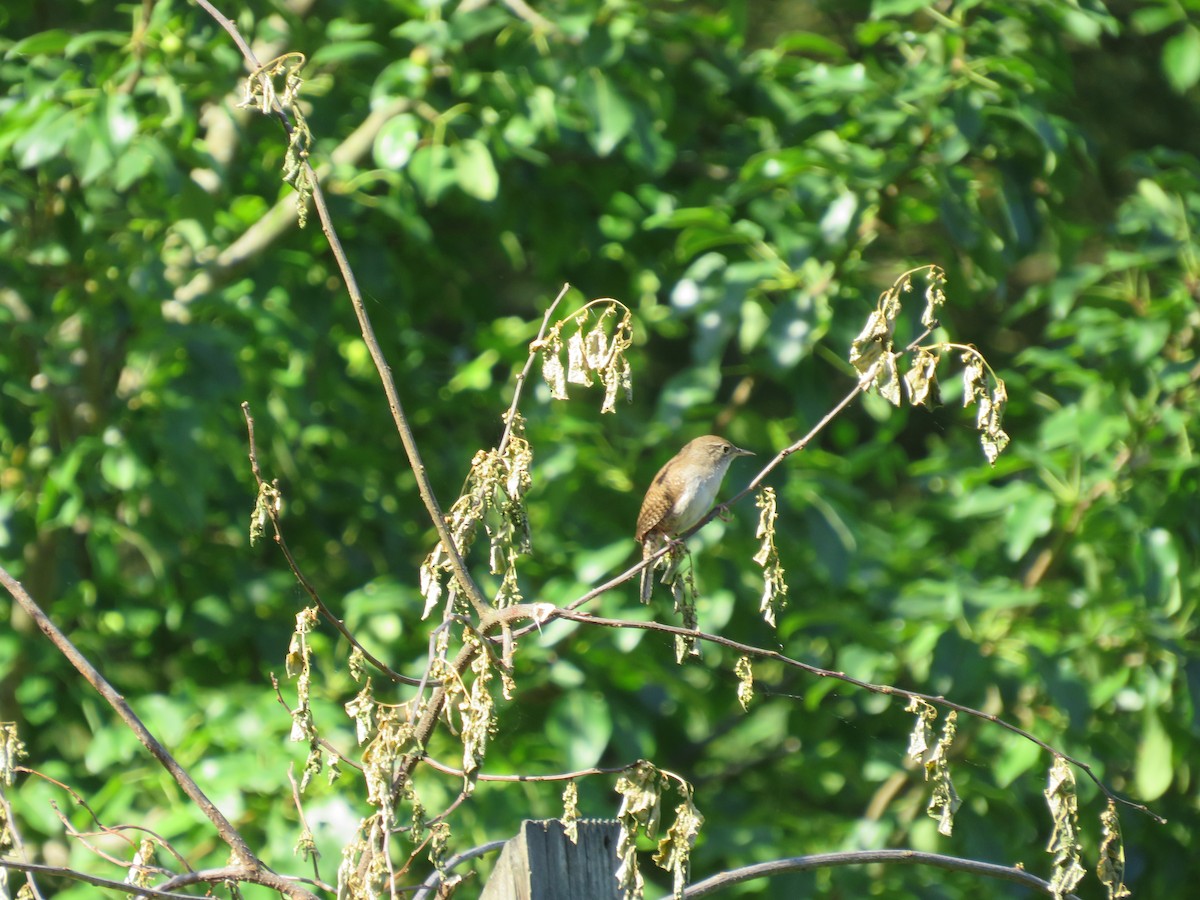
[47,801,169,873]
[17,767,195,873]
[422,757,633,783]
[0,567,320,900]
[173,97,410,308]
[728,321,938,513]
[242,402,431,687]
[501,0,557,32]
[410,839,508,900]
[512,606,1163,823]
[496,283,570,454]
[396,643,479,789]
[0,787,46,900]
[0,861,200,900]
[193,0,493,627]
[507,322,940,641]
[269,675,365,773]
[286,764,323,885]
[154,865,333,896]
[680,849,1083,899]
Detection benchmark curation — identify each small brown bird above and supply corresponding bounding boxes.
[635,434,754,602]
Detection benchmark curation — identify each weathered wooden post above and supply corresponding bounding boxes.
[479,819,622,900]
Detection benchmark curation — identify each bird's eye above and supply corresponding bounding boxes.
[722,444,731,454]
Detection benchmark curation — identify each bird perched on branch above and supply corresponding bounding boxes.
[635,435,754,603]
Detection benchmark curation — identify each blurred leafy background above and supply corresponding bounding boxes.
[1,0,1197,897]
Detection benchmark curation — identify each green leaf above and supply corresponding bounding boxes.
[101,447,143,491]
[580,68,634,156]
[63,30,128,57]
[774,31,849,60]
[407,143,456,203]
[644,207,733,231]
[658,364,721,424]
[767,293,823,368]
[105,93,138,150]
[309,40,384,69]
[449,5,511,42]
[819,191,858,242]
[451,138,499,201]
[870,0,933,17]
[1135,711,1173,801]
[1004,491,1055,560]
[70,115,114,186]
[374,113,422,169]
[1130,6,1183,35]
[371,58,430,103]
[992,734,1042,788]
[1162,27,1200,92]
[7,29,72,57]
[1142,528,1182,613]
[114,139,158,191]
[14,106,77,168]
[546,691,612,769]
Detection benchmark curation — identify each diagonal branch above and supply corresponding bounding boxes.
[171,96,409,310]
[192,0,493,625]
[532,321,941,623]
[0,566,319,900]
[242,401,431,687]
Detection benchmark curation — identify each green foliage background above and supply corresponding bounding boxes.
[1,0,1198,897]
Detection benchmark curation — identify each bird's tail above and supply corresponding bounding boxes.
[639,535,662,604]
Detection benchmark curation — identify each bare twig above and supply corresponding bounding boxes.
[17,767,194,873]
[410,839,508,900]
[422,757,633,783]
[681,849,1083,898]
[506,321,941,640]
[728,321,938,517]
[287,764,324,884]
[171,96,410,309]
[0,567,320,900]
[0,861,199,900]
[193,0,493,627]
[47,801,170,872]
[398,644,478,787]
[528,607,1164,824]
[0,785,46,900]
[155,864,333,896]
[497,282,570,454]
[269,674,365,773]
[242,402,431,687]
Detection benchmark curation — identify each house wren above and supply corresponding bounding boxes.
[635,434,754,603]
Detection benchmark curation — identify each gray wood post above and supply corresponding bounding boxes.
[479,819,622,900]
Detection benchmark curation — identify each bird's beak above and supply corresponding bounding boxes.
[733,446,754,457]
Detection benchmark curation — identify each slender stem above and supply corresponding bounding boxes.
[397,644,479,787]
[194,0,492,625]
[16,767,195,872]
[681,849,1083,899]
[410,839,509,900]
[497,283,570,454]
[0,786,45,900]
[286,764,324,885]
[242,402,429,686]
[0,861,200,900]
[422,757,633,782]
[516,320,940,633]
[0,568,320,899]
[537,607,1163,824]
